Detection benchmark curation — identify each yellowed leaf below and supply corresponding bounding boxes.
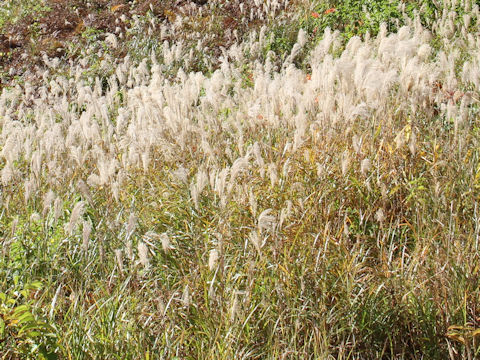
[394,124,411,149]
[471,328,480,337]
[446,333,465,344]
[164,9,177,22]
[111,4,125,13]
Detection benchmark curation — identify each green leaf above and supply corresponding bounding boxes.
[12,304,30,316]
[18,322,43,336]
[0,317,5,336]
[39,345,59,360]
[6,298,16,306]
[24,330,41,337]
[26,281,43,290]
[16,311,35,324]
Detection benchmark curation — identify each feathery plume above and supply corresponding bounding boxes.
[138,241,150,268]
[43,190,56,216]
[126,213,137,239]
[182,285,190,307]
[249,230,262,254]
[54,197,63,222]
[360,158,371,176]
[67,201,85,235]
[115,249,124,274]
[77,179,93,205]
[375,208,386,223]
[208,249,219,271]
[341,150,350,176]
[82,220,92,251]
[126,240,134,261]
[160,232,172,252]
[258,209,275,232]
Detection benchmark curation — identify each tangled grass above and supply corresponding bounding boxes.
[1,0,480,358]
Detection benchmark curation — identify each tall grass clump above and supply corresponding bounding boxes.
[1,0,480,358]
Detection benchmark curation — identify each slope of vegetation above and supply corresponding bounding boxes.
[1,0,480,359]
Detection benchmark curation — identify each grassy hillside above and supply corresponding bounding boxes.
[1,0,480,359]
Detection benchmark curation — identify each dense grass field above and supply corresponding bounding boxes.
[1,0,480,358]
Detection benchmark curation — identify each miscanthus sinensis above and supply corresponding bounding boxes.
[0,2,478,289]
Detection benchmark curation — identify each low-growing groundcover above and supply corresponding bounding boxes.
[1,0,480,359]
